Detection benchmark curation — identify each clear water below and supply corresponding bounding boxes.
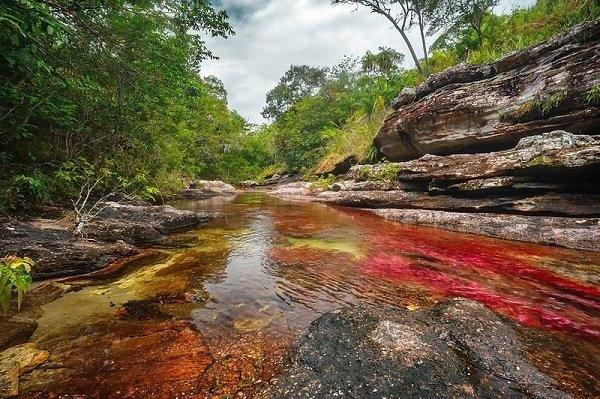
[19,193,600,398]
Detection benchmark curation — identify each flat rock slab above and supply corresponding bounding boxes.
[372,208,600,252]
[263,300,572,399]
[0,203,213,279]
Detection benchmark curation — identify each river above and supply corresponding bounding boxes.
[18,193,600,398]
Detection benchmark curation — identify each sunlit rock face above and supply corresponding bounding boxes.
[375,20,600,161]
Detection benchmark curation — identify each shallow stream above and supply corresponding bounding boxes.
[19,193,600,398]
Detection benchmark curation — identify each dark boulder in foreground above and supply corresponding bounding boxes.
[263,300,572,399]
[0,203,212,279]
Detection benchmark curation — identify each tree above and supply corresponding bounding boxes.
[332,0,426,75]
[262,65,328,120]
[428,0,500,46]
[361,46,405,74]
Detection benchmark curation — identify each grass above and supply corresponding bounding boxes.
[315,96,389,175]
[585,84,600,105]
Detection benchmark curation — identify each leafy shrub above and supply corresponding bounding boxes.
[0,256,34,313]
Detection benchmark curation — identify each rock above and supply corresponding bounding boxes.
[0,220,140,279]
[314,155,357,176]
[0,343,48,398]
[0,317,37,352]
[0,203,212,279]
[360,131,600,183]
[315,190,600,217]
[176,180,236,199]
[263,300,572,399]
[240,180,260,188]
[375,20,600,161]
[372,208,600,252]
[391,86,416,109]
[89,202,212,243]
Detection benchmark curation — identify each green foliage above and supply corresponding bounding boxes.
[309,174,337,189]
[585,84,600,105]
[358,162,402,183]
[0,256,34,314]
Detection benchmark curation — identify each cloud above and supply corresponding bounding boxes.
[202,0,533,124]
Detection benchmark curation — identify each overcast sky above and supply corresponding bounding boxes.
[202,0,534,124]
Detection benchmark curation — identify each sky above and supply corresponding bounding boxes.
[202,0,534,124]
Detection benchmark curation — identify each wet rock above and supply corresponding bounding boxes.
[376,20,600,161]
[176,179,236,199]
[315,190,600,217]
[0,203,212,279]
[373,208,600,252]
[0,220,140,279]
[0,317,37,351]
[263,300,573,399]
[89,201,212,243]
[0,343,48,398]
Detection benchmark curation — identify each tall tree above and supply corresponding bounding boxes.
[332,0,425,75]
[428,0,500,45]
[262,65,328,120]
[361,46,405,75]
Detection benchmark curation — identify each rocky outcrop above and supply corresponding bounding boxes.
[175,180,236,199]
[0,203,212,279]
[273,131,600,251]
[263,300,572,399]
[376,20,600,161]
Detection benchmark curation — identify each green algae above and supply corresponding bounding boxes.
[285,236,365,259]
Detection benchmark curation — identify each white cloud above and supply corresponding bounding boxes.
[202,0,534,124]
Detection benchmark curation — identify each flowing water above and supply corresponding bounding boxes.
[18,193,600,398]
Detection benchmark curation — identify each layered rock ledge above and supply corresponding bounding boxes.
[262,300,572,399]
[273,131,600,251]
[0,202,212,279]
[375,20,600,161]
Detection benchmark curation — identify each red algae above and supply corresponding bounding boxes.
[11,193,600,398]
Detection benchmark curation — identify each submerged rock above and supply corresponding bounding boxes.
[263,300,573,399]
[375,20,600,161]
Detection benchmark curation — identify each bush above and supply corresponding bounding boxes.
[0,256,34,313]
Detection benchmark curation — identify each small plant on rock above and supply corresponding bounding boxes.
[585,84,600,105]
[0,256,34,314]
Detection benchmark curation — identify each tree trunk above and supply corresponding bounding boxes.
[418,12,429,75]
[379,11,424,75]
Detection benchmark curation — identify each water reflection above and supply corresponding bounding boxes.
[19,193,600,398]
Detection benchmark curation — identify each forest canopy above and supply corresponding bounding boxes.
[1,0,598,211]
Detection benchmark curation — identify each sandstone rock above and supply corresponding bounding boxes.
[0,343,48,398]
[315,190,600,217]
[177,180,236,199]
[0,203,212,279]
[0,220,140,279]
[240,180,260,188]
[362,131,600,183]
[376,20,600,161]
[391,86,416,109]
[89,202,212,243]
[314,155,357,176]
[372,208,600,252]
[263,300,572,399]
[0,318,37,352]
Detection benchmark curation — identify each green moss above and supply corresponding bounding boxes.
[525,155,553,168]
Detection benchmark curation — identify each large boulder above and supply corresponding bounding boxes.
[375,20,600,161]
[263,300,572,399]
